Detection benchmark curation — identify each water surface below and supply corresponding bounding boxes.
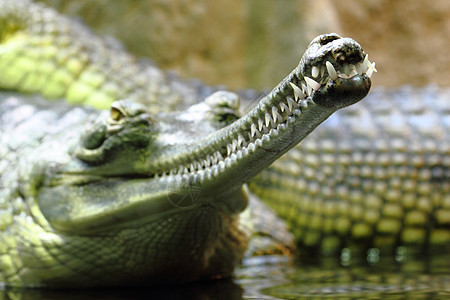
[1,248,448,299]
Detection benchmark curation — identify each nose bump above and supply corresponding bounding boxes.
[318,33,341,46]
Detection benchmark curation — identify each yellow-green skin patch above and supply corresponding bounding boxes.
[250,85,450,253]
[0,1,183,112]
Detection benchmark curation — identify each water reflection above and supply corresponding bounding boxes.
[0,280,244,300]
[260,248,450,299]
[1,249,449,299]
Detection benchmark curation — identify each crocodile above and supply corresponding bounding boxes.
[0,0,449,288]
[0,0,377,287]
[251,85,450,254]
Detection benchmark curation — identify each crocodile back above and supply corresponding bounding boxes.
[0,0,222,113]
[250,85,450,252]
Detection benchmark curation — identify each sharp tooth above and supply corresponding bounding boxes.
[236,150,243,160]
[287,96,297,111]
[365,60,377,78]
[369,61,377,73]
[366,67,374,78]
[212,166,219,177]
[190,163,195,172]
[348,64,357,77]
[271,107,277,123]
[326,61,338,80]
[177,166,184,175]
[251,123,257,137]
[224,157,231,168]
[227,144,232,156]
[306,85,312,96]
[280,102,289,113]
[218,161,225,172]
[265,112,272,127]
[230,153,237,162]
[301,83,308,96]
[232,139,238,151]
[349,69,358,77]
[238,134,245,147]
[205,169,212,180]
[272,106,281,123]
[304,76,320,91]
[255,128,261,138]
[362,54,369,71]
[216,151,223,161]
[289,82,305,101]
[258,118,264,131]
[312,66,319,78]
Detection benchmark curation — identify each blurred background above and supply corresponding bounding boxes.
[38,0,449,90]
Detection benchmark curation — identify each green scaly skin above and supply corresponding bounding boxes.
[1,0,449,289]
[15,0,447,255]
[0,0,373,287]
[0,0,208,112]
[251,86,450,254]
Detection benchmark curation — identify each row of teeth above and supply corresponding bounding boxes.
[155,55,376,179]
[154,92,312,179]
[321,54,377,82]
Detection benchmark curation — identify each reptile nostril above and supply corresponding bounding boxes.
[318,33,341,46]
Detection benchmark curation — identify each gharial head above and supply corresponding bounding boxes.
[36,33,374,234]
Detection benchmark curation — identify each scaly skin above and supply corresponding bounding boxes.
[1,0,448,288]
[251,85,450,254]
[0,1,373,287]
[0,0,212,112]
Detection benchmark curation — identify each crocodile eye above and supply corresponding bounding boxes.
[110,107,123,121]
